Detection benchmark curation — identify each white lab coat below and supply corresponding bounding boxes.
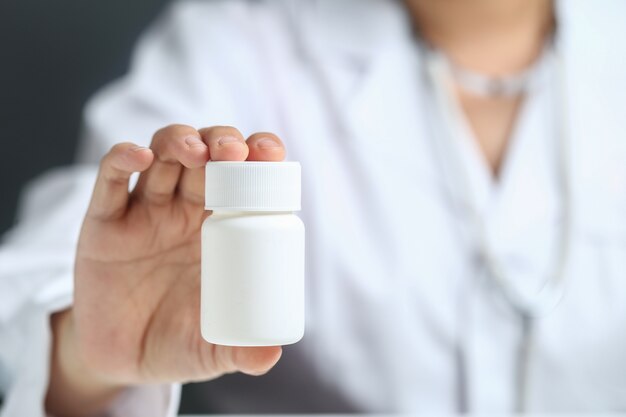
[1,0,625,415]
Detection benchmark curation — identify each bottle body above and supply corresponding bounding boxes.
[201,211,305,346]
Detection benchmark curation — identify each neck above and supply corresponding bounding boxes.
[406,0,555,76]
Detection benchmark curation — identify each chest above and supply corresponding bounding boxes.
[241,26,626,409]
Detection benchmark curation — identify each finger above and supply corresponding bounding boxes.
[245,132,286,161]
[177,126,249,204]
[134,125,209,205]
[199,126,249,161]
[87,143,154,221]
[177,166,206,206]
[210,345,283,377]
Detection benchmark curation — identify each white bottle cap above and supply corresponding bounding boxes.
[205,161,301,211]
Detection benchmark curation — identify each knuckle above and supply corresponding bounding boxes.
[99,148,119,169]
[155,125,193,142]
[140,188,174,206]
[108,142,132,156]
[157,123,196,137]
[99,146,129,179]
[201,126,244,142]
[153,125,199,159]
[101,142,135,169]
[219,125,242,135]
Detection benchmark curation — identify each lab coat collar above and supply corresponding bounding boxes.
[304,0,626,237]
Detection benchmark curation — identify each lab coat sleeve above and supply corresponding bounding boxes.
[0,165,180,417]
[0,166,90,417]
[0,0,267,414]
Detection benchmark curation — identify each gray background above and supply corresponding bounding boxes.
[0,0,169,235]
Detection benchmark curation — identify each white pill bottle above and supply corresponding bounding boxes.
[201,161,305,346]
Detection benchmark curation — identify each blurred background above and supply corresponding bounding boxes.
[0,0,169,235]
[0,2,274,413]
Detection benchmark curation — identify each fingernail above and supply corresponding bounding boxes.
[185,136,205,148]
[217,136,243,146]
[256,137,281,149]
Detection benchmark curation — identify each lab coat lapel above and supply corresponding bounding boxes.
[305,0,441,232]
[310,0,424,151]
[343,37,426,156]
[312,0,440,176]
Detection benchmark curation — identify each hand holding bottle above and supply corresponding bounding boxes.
[46,125,288,417]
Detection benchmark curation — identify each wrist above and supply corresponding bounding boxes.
[46,308,125,417]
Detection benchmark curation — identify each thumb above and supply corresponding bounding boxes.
[232,346,283,376]
[205,345,283,378]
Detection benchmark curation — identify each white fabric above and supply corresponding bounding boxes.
[1,0,625,415]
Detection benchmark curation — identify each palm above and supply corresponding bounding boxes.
[75,197,211,383]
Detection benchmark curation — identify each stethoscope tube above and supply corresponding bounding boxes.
[425,44,572,412]
[298,3,572,408]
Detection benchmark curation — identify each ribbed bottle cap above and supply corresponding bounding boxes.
[205,161,301,211]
